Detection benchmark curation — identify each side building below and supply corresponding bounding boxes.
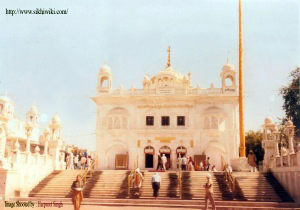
[92,49,239,170]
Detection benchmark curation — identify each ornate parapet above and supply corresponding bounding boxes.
[270,152,300,169]
[97,87,235,96]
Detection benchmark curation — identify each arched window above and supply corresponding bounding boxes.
[225,75,234,86]
[204,118,210,130]
[122,117,127,129]
[0,104,3,114]
[100,76,109,88]
[114,117,120,129]
[211,117,218,129]
[108,117,113,129]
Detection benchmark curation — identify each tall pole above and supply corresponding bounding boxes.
[239,0,246,157]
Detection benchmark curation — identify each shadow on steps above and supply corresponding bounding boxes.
[167,172,179,198]
[81,171,103,198]
[117,171,131,199]
[29,170,62,196]
[265,172,294,202]
[214,173,234,201]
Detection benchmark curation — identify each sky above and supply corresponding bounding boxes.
[0,0,299,150]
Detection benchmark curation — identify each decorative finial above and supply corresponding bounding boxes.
[227,51,230,63]
[104,60,108,65]
[167,46,171,67]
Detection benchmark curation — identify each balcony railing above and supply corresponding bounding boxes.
[98,87,234,96]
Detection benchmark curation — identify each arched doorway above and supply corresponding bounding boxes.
[205,141,226,171]
[106,144,128,170]
[144,146,155,168]
[176,146,187,168]
[159,146,171,169]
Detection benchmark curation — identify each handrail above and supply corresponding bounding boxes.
[178,156,182,199]
[82,159,96,185]
[221,155,235,195]
[127,157,138,197]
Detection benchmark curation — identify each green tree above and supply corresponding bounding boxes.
[245,130,264,163]
[280,67,300,139]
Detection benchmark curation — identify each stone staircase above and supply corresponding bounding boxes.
[83,170,129,199]
[27,170,298,209]
[29,170,82,197]
[182,171,234,200]
[140,171,179,198]
[233,172,294,202]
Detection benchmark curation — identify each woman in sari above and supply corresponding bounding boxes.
[71,175,84,210]
[188,156,195,171]
[134,168,144,195]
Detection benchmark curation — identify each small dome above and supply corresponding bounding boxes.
[29,105,38,114]
[222,59,235,71]
[265,117,272,124]
[0,95,15,104]
[144,74,150,80]
[165,66,174,72]
[52,113,61,124]
[44,127,51,134]
[100,62,112,74]
[287,119,293,126]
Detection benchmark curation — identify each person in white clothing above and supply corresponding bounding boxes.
[152,172,161,199]
[70,153,74,170]
[161,154,167,170]
[74,155,79,169]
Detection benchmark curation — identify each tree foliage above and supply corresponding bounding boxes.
[280,67,300,139]
[245,130,264,163]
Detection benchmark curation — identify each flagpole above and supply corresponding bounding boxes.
[239,0,246,157]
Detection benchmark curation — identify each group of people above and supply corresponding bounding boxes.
[65,151,93,170]
[177,155,198,171]
[156,153,168,170]
[70,150,259,210]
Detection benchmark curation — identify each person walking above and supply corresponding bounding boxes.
[66,155,70,170]
[80,156,86,170]
[152,172,161,199]
[70,153,74,170]
[188,156,194,171]
[71,175,84,210]
[203,173,216,210]
[199,161,204,171]
[74,155,79,169]
[248,150,257,172]
[206,157,211,171]
[134,168,144,195]
[161,154,167,171]
[181,155,187,171]
[177,155,182,170]
[156,153,162,170]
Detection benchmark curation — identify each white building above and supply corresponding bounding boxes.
[92,47,239,170]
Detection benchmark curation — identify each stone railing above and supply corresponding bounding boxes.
[0,145,66,200]
[99,87,234,96]
[270,152,300,168]
[270,152,300,203]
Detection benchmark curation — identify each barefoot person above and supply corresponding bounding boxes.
[203,173,216,210]
[71,175,84,210]
[151,172,161,199]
